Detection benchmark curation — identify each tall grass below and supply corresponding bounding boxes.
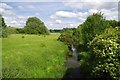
[2,33,68,78]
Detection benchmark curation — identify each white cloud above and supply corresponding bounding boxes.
[64,2,118,10]
[44,19,81,29]
[0,2,13,9]
[69,23,74,27]
[3,10,15,15]
[62,0,119,2]
[1,0,119,2]
[53,1,118,21]
[88,9,99,14]
[1,1,118,29]
[18,6,24,9]
[0,2,14,16]
[27,5,35,9]
[55,20,62,24]
[18,15,26,19]
[35,13,39,15]
[100,9,118,20]
[3,15,28,28]
[18,5,35,10]
[50,11,77,19]
[11,20,18,24]
[50,23,53,26]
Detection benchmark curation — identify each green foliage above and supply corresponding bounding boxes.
[57,12,120,79]
[73,25,83,45]
[0,15,17,38]
[88,27,120,79]
[1,26,18,38]
[80,12,110,44]
[2,28,8,38]
[78,51,92,77]
[40,43,46,47]
[57,29,73,46]
[0,14,6,29]
[0,14,8,38]
[107,20,118,27]
[16,28,26,34]
[50,29,63,33]
[6,26,18,34]
[25,17,49,35]
[78,52,90,60]
[22,36,24,38]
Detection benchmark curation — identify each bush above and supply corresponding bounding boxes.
[57,29,73,46]
[22,36,24,38]
[41,43,46,47]
[78,52,90,60]
[2,29,8,38]
[88,27,120,79]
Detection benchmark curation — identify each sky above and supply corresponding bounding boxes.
[0,0,119,29]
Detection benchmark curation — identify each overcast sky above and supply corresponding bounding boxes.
[0,0,119,29]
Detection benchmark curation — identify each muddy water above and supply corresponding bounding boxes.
[65,44,80,68]
[63,45,81,79]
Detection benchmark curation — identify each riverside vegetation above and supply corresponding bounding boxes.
[1,12,120,79]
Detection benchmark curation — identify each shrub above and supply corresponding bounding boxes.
[22,36,24,38]
[41,43,46,47]
[88,27,120,79]
[2,29,8,38]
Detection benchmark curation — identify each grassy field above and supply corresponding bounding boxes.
[2,33,68,78]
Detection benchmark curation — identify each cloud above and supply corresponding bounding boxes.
[11,20,18,24]
[55,20,62,24]
[50,11,77,19]
[64,2,118,10]
[18,5,35,10]
[50,1,118,26]
[100,9,118,20]
[45,19,81,29]
[18,6,24,9]
[3,15,28,28]
[3,10,15,15]
[0,2,13,9]
[35,13,39,16]
[1,2,118,29]
[1,0,119,2]
[62,0,119,2]
[0,2,14,15]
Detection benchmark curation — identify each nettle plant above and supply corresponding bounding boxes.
[88,27,120,79]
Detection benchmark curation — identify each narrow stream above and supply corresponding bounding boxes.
[71,44,78,61]
[65,44,80,68]
[62,44,81,79]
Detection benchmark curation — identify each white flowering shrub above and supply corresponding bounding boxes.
[88,27,120,79]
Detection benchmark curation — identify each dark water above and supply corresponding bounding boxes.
[62,45,82,79]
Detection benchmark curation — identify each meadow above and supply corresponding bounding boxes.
[2,33,68,78]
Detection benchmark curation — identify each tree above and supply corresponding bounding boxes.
[24,17,49,34]
[79,12,110,44]
[0,14,6,29]
[0,14,8,38]
[106,20,118,27]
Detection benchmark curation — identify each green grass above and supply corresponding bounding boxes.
[2,33,68,78]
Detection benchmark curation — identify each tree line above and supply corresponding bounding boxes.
[58,12,120,79]
[0,15,49,38]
